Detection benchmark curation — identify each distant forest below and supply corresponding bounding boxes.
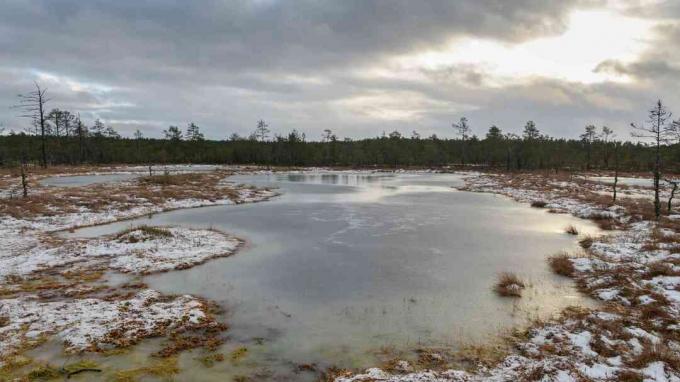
[2,84,680,172]
[2,122,677,172]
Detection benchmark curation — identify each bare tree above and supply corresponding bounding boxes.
[15,82,49,167]
[612,141,620,203]
[631,100,673,219]
[254,120,270,142]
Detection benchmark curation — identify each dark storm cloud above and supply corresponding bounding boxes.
[0,0,676,140]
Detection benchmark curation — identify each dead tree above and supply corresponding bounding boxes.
[15,83,50,168]
[20,162,28,198]
[612,141,620,203]
[665,178,678,213]
[631,100,672,219]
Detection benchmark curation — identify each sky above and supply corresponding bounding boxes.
[1,0,679,141]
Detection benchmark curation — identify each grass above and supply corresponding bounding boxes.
[197,353,225,368]
[112,357,179,382]
[548,252,575,277]
[530,200,547,208]
[138,173,204,186]
[564,225,579,235]
[494,272,526,297]
[579,235,594,249]
[115,225,173,242]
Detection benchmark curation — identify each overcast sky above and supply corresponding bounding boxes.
[1,0,679,140]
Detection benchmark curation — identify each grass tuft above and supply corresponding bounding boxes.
[494,272,526,297]
[579,235,594,249]
[548,252,575,277]
[115,225,173,243]
[564,225,579,235]
[530,200,547,208]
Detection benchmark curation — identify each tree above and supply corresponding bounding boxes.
[91,119,107,137]
[104,125,121,139]
[452,117,471,164]
[580,125,598,170]
[411,130,421,140]
[15,82,49,167]
[523,121,540,140]
[486,125,502,140]
[164,126,183,141]
[254,120,270,142]
[75,114,87,162]
[631,100,673,219]
[601,126,614,168]
[47,109,63,137]
[186,122,204,141]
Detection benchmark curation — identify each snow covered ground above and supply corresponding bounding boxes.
[0,169,276,365]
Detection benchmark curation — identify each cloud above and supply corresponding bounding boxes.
[0,0,677,140]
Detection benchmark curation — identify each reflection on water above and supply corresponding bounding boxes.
[65,173,599,380]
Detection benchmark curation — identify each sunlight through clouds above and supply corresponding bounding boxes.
[393,9,656,85]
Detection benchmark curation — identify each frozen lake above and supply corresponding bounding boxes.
[67,172,598,380]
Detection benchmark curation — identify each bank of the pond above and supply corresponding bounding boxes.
[0,169,276,379]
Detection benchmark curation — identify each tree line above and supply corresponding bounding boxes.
[3,83,680,179]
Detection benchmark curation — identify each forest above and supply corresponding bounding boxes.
[2,84,679,172]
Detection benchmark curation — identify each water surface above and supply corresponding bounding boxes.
[69,172,598,380]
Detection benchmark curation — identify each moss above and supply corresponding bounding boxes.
[197,353,225,368]
[62,359,100,374]
[113,357,179,382]
[27,365,61,381]
[230,346,248,363]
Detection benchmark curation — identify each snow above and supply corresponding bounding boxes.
[0,168,277,361]
[0,290,214,355]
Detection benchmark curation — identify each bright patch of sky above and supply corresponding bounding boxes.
[390,9,656,86]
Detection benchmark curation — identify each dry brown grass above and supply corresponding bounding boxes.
[0,169,261,220]
[626,343,680,370]
[114,225,173,242]
[579,235,594,249]
[530,200,547,208]
[494,272,526,297]
[548,252,575,277]
[138,173,204,186]
[565,225,579,235]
